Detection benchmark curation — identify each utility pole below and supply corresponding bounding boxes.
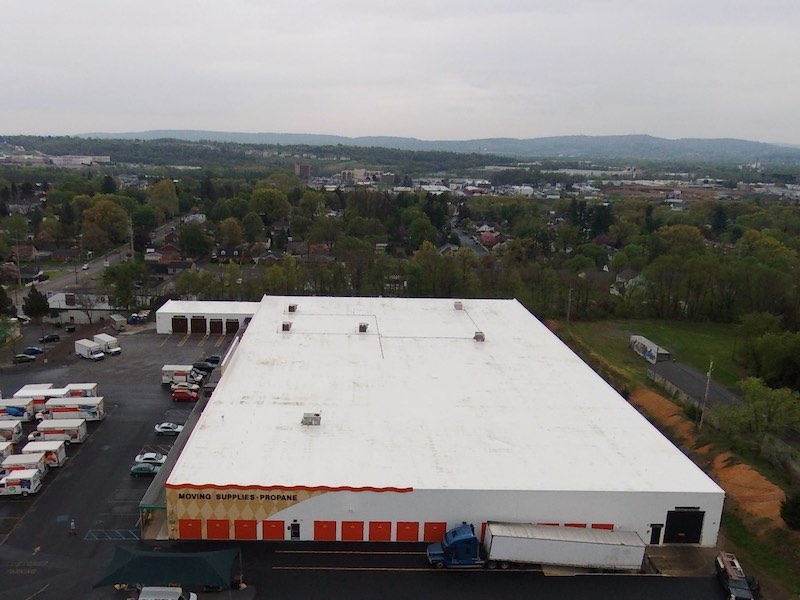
[566,287,573,323]
[698,359,714,431]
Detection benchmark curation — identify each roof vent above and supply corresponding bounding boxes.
[301,412,321,426]
[282,321,292,332]
[454,301,463,310]
[288,303,298,313]
[358,322,368,333]
[473,331,485,342]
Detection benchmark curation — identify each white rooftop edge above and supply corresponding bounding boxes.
[168,296,723,495]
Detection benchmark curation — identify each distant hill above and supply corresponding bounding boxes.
[78,130,800,163]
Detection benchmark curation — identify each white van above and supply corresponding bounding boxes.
[138,587,198,600]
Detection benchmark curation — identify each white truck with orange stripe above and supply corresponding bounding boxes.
[27,419,88,445]
[38,397,105,421]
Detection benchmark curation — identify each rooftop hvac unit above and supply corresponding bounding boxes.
[454,301,463,310]
[301,412,321,426]
[473,331,485,342]
[358,322,368,333]
[288,303,298,313]
[282,321,292,332]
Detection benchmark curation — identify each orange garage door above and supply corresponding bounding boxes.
[262,520,285,540]
[341,521,364,541]
[234,520,257,540]
[314,521,337,541]
[178,519,202,539]
[369,521,391,541]
[423,522,447,542]
[207,519,230,539]
[396,521,419,542]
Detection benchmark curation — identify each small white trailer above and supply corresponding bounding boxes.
[22,441,68,467]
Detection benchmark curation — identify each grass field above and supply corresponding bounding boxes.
[563,319,748,389]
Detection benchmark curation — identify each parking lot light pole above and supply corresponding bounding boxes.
[698,359,713,431]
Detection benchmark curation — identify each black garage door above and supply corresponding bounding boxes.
[190,316,207,334]
[172,316,188,333]
[663,509,704,543]
[209,319,223,334]
[225,319,240,333]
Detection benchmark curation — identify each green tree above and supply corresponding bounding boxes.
[782,493,800,530]
[81,199,130,251]
[132,205,157,229]
[241,211,264,243]
[103,261,147,310]
[249,188,290,225]
[100,175,118,194]
[219,217,243,247]
[0,285,15,317]
[147,179,179,223]
[718,378,800,449]
[22,285,49,322]
[179,223,212,258]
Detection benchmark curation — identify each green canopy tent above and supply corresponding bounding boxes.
[94,546,241,589]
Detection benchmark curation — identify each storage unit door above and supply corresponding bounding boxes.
[368,521,391,541]
[234,520,257,540]
[225,319,240,333]
[178,519,202,539]
[190,316,207,334]
[314,520,337,541]
[209,319,224,334]
[341,521,364,541]
[663,510,704,543]
[207,519,230,539]
[262,520,285,540]
[396,521,419,542]
[172,316,188,333]
[423,522,447,542]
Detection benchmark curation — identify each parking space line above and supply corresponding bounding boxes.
[198,334,209,347]
[177,333,191,347]
[215,335,227,348]
[160,335,172,348]
[84,529,139,541]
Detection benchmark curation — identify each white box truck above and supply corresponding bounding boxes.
[41,397,105,421]
[428,522,646,571]
[93,333,122,355]
[2,452,48,476]
[28,419,88,445]
[75,338,105,361]
[162,365,194,385]
[0,420,25,443]
[22,441,67,467]
[0,441,13,461]
[0,398,35,421]
[0,469,43,496]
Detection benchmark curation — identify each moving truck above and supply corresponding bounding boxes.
[2,452,48,476]
[75,339,105,361]
[13,383,57,412]
[162,365,194,385]
[0,399,34,421]
[23,441,67,467]
[28,419,88,445]
[93,333,122,355]
[427,522,646,571]
[65,383,99,397]
[0,469,43,496]
[0,420,24,444]
[0,442,13,461]
[41,397,105,421]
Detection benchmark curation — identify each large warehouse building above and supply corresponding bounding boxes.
[160,296,724,545]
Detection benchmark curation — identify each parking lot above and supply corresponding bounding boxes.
[0,324,726,600]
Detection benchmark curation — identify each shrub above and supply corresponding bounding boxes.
[781,492,800,530]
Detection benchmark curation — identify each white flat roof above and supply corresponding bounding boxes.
[158,299,260,317]
[169,297,723,496]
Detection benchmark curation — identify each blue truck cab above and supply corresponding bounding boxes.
[427,523,483,568]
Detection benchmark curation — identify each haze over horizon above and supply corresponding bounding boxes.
[3,0,799,146]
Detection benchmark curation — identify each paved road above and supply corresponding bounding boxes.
[452,227,488,256]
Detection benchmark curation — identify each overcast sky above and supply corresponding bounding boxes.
[3,0,799,144]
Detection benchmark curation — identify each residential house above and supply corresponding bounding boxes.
[47,292,118,325]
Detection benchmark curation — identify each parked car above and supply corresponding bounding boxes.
[172,389,199,402]
[23,346,44,355]
[81,263,89,270]
[13,353,36,364]
[64,325,76,333]
[134,452,166,465]
[192,361,215,373]
[154,422,184,436]
[130,463,161,477]
[171,382,200,392]
[204,354,222,365]
[39,333,61,343]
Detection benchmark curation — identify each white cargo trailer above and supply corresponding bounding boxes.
[22,441,67,467]
[0,420,24,444]
[484,523,646,571]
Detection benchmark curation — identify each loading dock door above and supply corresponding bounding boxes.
[172,316,188,333]
[225,319,240,334]
[663,510,704,543]
[209,319,223,334]
[178,519,201,539]
[190,316,207,334]
[341,521,364,541]
[314,521,337,541]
